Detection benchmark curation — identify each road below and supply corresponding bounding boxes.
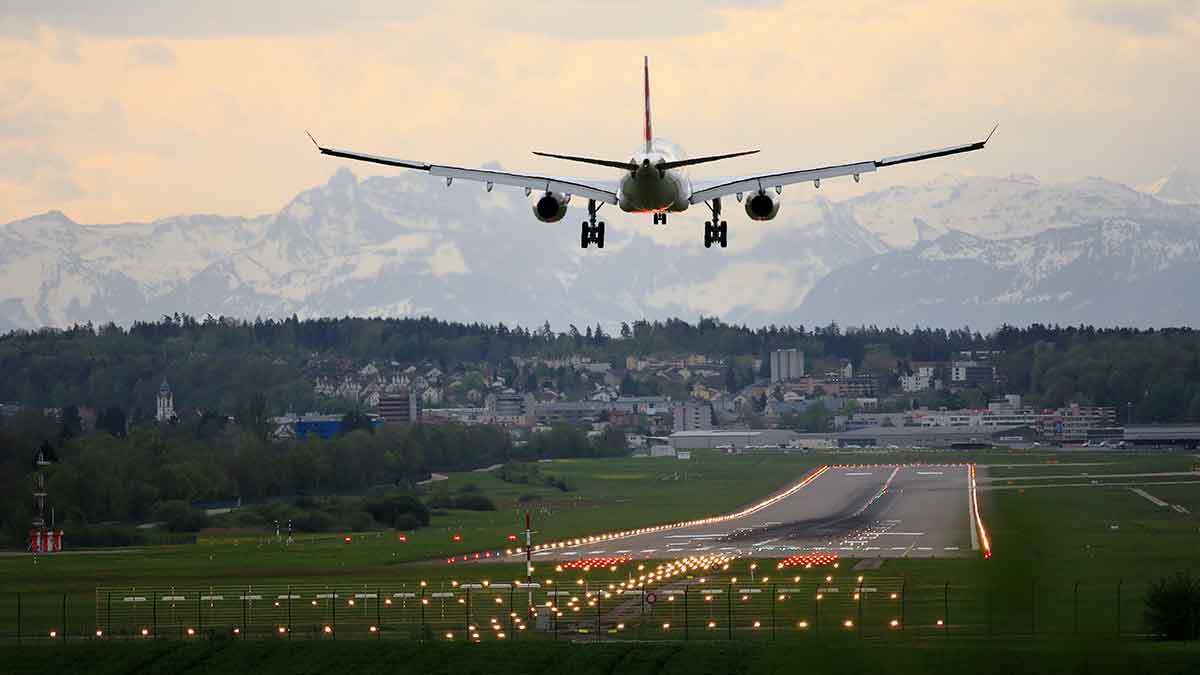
[526,464,976,562]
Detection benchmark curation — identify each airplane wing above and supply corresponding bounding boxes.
[308,134,618,205]
[688,126,997,204]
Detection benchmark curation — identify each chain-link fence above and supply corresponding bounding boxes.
[0,575,1172,643]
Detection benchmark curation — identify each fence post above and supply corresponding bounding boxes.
[683,586,689,642]
[900,579,906,635]
[943,582,950,639]
[771,583,776,641]
[376,588,381,640]
[986,585,992,638]
[420,586,426,639]
[197,593,202,638]
[1073,581,1079,635]
[596,591,602,643]
[108,592,112,639]
[464,588,470,640]
[509,586,515,638]
[331,589,336,640]
[153,592,158,640]
[286,585,291,639]
[62,594,67,643]
[1030,579,1037,638]
[727,580,732,641]
[858,578,865,639]
[241,592,247,639]
[815,588,821,634]
[17,592,21,644]
[1116,579,1122,638]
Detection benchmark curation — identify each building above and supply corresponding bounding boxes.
[156,379,175,422]
[271,413,384,440]
[950,362,996,387]
[1123,424,1200,448]
[668,429,798,450]
[836,424,1040,449]
[376,389,421,424]
[533,401,608,425]
[486,392,535,425]
[672,402,714,432]
[770,349,806,383]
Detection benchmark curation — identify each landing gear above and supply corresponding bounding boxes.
[652,212,667,225]
[581,199,605,249]
[703,198,728,248]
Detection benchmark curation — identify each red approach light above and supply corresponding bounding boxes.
[343,536,352,543]
[452,534,462,542]
[778,552,839,569]
[507,534,519,541]
[397,534,408,543]
[561,556,631,570]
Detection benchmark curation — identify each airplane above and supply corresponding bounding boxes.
[308,57,996,250]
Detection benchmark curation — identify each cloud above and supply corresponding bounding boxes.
[126,41,175,67]
[0,1,430,38]
[1072,0,1199,34]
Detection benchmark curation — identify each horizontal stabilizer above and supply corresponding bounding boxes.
[532,152,637,171]
[658,150,759,171]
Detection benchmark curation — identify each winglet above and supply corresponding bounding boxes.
[305,130,320,150]
[984,123,999,145]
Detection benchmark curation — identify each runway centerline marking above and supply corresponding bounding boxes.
[846,472,873,476]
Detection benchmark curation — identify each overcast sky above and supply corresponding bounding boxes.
[1,1,1197,224]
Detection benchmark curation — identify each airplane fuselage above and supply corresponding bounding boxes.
[617,139,692,213]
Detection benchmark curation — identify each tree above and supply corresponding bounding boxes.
[59,405,83,441]
[95,406,127,438]
[1144,572,1200,640]
[341,410,376,435]
[236,393,272,442]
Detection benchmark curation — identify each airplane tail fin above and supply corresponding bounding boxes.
[643,56,652,152]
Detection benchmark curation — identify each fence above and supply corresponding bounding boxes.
[0,575,1167,643]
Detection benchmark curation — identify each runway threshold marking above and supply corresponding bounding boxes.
[846,472,873,476]
[1129,487,1169,507]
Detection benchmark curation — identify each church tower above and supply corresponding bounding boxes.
[156,378,175,422]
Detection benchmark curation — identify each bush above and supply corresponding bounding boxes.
[1144,572,1200,640]
[363,493,431,528]
[151,500,210,533]
[428,494,496,511]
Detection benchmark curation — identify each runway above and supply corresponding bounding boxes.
[523,465,977,562]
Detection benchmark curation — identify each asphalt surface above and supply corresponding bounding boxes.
[529,465,976,562]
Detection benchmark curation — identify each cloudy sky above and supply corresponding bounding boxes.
[1,1,1197,225]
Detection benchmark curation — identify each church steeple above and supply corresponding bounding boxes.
[156,378,175,422]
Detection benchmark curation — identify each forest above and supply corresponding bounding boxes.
[2,315,1199,422]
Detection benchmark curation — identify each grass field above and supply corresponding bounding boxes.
[1,449,1197,653]
[4,638,1199,675]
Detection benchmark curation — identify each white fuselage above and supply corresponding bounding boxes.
[617,138,692,213]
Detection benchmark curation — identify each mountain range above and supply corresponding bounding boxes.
[1,166,1198,333]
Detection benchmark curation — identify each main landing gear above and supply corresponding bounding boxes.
[652,212,667,225]
[581,199,605,249]
[704,198,728,248]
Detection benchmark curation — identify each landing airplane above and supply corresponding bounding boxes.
[309,57,995,250]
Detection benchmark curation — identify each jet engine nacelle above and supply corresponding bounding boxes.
[533,192,571,223]
[745,190,781,221]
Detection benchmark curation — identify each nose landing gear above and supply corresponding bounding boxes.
[581,199,605,249]
[652,213,667,225]
[703,198,727,248]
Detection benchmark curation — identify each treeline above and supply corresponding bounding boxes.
[3,315,1200,421]
[0,407,624,547]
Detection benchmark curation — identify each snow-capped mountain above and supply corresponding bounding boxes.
[2,168,1198,332]
[801,219,1200,327]
[0,168,887,332]
[1139,167,1200,205]
[843,173,1196,248]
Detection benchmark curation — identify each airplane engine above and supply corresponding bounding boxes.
[745,191,781,221]
[533,192,571,223]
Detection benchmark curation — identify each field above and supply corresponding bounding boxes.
[1,449,1197,662]
[3,638,1199,675]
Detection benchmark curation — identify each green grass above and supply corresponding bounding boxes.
[1,449,1196,646]
[3,638,1199,675]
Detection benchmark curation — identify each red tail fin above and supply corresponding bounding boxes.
[643,56,652,152]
